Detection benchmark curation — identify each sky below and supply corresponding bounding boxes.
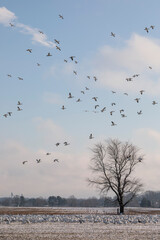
[1,0,160,198]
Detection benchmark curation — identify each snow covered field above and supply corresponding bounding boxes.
[0,207,160,240]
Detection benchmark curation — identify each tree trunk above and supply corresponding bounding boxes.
[120,204,124,214]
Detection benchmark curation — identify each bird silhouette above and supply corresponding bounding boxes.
[68,93,74,99]
[53,159,59,162]
[92,97,98,101]
[59,14,64,19]
[39,31,44,34]
[135,98,140,103]
[89,134,94,139]
[150,25,155,29]
[36,159,41,163]
[111,121,117,126]
[137,110,142,115]
[152,101,158,105]
[7,74,12,77]
[7,112,12,116]
[110,111,115,115]
[64,141,70,146]
[46,52,52,57]
[54,39,60,44]
[101,107,106,112]
[17,106,22,111]
[140,90,145,95]
[70,56,76,61]
[55,143,60,146]
[111,32,115,37]
[26,49,32,53]
[9,23,14,27]
[17,101,22,105]
[46,153,51,155]
[93,76,97,81]
[18,77,23,80]
[22,161,28,164]
[144,27,149,33]
[61,105,66,110]
[56,46,61,51]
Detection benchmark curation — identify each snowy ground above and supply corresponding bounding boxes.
[0,207,160,240]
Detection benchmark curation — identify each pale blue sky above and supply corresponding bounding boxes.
[1,0,160,198]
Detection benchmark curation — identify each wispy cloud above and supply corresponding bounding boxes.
[89,34,160,95]
[0,7,55,48]
[0,6,17,25]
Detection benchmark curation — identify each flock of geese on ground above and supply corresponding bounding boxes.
[2,14,159,165]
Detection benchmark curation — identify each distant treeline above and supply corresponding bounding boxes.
[0,191,160,208]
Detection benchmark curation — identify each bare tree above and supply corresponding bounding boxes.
[88,138,143,214]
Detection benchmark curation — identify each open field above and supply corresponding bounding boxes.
[0,207,160,240]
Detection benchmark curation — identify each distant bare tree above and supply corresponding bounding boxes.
[88,138,144,214]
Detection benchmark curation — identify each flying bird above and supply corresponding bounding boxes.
[111,121,117,126]
[149,66,152,69]
[3,114,8,118]
[111,32,115,37]
[68,93,74,99]
[17,106,22,111]
[93,76,97,81]
[87,76,91,79]
[85,87,89,90]
[137,110,142,115]
[75,61,78,64]
[18,77,23,80]
[59,14,64,19]
[95,105,99,109]
[126,78,132,81]
[134,98,140,103]
[7,74,12,77]
[46,153,51,155]
[36,159,41,163]
[110,111,115,115]
[7,112,12,116]
[64,141,70,146]
[56,46,61,51]
[17,101,22,105]
[140,90,145,95]
[22,161,28,164]
[152,101,158,105]
[61,105,66,110]
[92,97,98,101]
[39,30,44,34]
[70,56,76,61]
[9,23,14,27]
[26,49,32,53]
[55,143,60,146]
[54,39,60,44]
[150,25,155,29]
[111,102,116,106]
[76,98,81,102]
[37,63,41,66]
[101,107,106,112]
[121,114,127,118]
[144,27,149,33]
[46,52,52,57]
[89,134,94,139]
[73,70,77,75]
[53,159,59,162]
[81,90,85,94]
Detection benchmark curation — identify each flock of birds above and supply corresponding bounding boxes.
[2,13,159,165]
